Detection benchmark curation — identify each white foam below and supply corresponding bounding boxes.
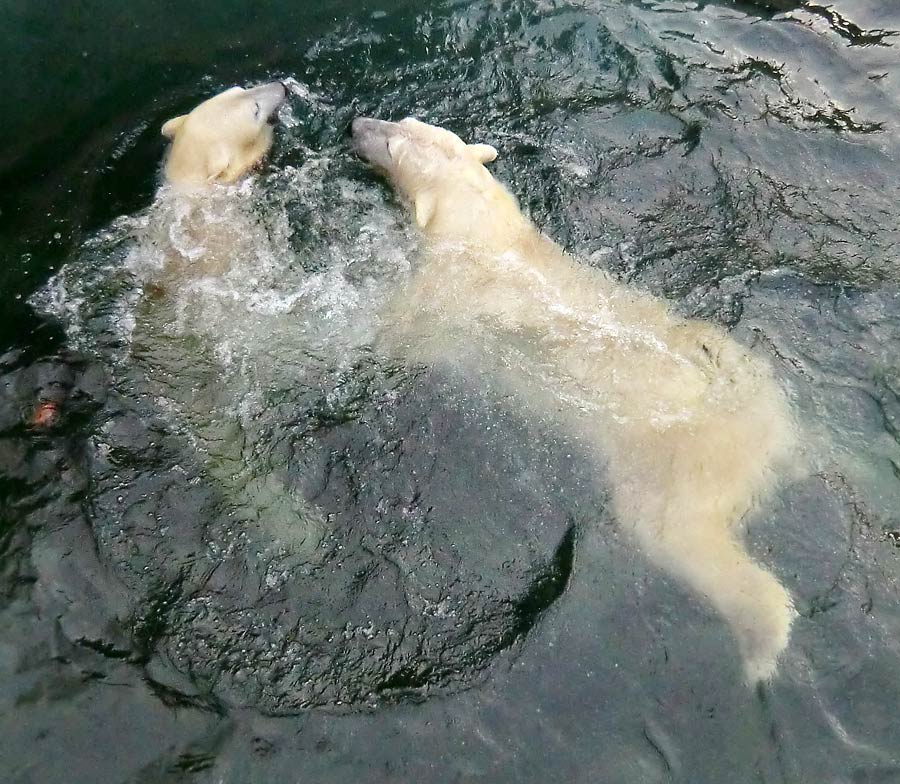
[30,149,416,479]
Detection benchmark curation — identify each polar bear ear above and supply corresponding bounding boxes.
[161,114,187,139]
[414,191,437,228]
[468,143,498,164]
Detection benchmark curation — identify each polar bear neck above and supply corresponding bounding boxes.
[165,129,274,189]
[416,173,535,254]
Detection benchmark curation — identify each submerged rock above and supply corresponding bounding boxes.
[20,351,590,713]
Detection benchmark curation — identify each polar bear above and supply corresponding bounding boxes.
[162,82,288,188]
[127,83,325,558]
[150,81,288,282]
[352,116,799,681]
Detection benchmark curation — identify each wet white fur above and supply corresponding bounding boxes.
[162,83,286,188]
[137,85,325,558]
[353,117,798,681]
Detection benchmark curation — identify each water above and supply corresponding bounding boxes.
[1,0,899,780]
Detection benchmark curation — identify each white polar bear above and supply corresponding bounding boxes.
[352,116,799,681]
[162,82,288,188]
[150,82,288,282]
[130,83,324,559]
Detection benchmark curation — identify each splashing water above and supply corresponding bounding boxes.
[3,0,900,779]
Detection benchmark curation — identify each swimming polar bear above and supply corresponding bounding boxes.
[352,116,799,681]
[151,82,289,283]
[127,83,325,558]
[162,82,288,188]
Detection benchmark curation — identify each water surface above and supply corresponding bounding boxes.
[1,1,899,781]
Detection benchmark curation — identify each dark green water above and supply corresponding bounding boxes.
[2,1,900,781]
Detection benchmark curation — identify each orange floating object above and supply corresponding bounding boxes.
[29,400,60,429]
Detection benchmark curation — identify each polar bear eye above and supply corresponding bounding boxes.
[253,102,261,119]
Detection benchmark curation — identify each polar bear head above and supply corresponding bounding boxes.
[161,82,287,188]
[352,117,503,231]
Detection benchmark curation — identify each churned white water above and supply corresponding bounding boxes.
[32,149,416,557]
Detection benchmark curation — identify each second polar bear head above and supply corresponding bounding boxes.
[352,117,504,231]
[161,83,287,188]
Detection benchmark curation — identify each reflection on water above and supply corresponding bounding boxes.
[1,0,899,781]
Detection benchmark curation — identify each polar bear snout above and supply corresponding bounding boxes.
[351,117,400,170]
[248,81,288,124]
[351,116,399,137]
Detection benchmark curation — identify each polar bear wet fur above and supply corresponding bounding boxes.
[352,116,798,681]
[161,82,287,187]
[136,83,325,558]
[152,82,288,281]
